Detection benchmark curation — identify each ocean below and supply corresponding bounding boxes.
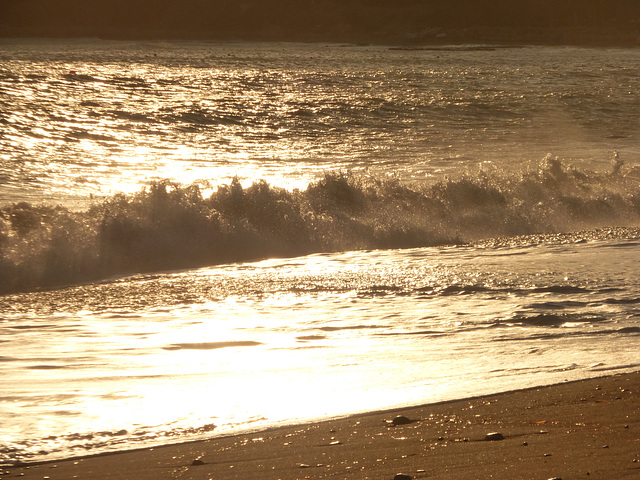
[1,39,640,466]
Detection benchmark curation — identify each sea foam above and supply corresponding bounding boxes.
[1,156,639,294]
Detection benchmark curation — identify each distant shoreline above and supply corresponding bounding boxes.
[1,0,639,47]
[1,26,638,48]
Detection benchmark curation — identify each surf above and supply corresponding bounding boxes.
[2,155,639,295]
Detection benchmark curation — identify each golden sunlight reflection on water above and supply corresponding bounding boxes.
[5,41,640,467]
[3,239,640,466]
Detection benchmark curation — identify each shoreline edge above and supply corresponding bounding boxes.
[4,370,640,479]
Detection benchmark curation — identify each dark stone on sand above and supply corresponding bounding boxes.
[391,415,412,426]
[394,474,413,480]
[191,458,206,466]
[484,432,505,441]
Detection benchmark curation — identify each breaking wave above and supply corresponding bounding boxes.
[2,155,640,294]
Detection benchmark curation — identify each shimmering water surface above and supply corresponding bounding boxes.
[3,40,640,205]
[1,40,640,465]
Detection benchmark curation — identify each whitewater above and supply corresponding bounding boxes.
[1,39,640,466]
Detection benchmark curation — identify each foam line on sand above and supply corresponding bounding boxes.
[6,371,640,479]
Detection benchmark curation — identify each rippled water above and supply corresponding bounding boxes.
[1,40,640,465]
[2,40,640,205]
[3,233,640,464]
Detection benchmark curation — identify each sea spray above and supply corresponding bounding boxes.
[1,157,640,294]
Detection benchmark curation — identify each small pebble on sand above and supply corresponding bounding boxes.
[391,415,412,426]
[393,474,412,480]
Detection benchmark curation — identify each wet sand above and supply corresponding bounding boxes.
[5,371,640,480]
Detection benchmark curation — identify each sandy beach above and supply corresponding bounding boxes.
[3,371,639,480]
